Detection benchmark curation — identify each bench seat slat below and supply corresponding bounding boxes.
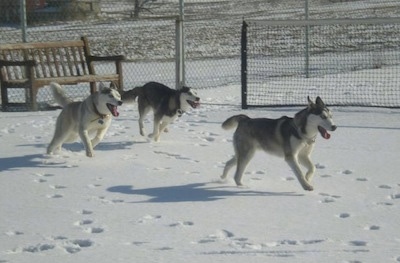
[2,74,120,87]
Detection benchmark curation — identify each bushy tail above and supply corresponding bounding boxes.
[50,82,72,107]
[222,114,249,130]
[121,86,143,103]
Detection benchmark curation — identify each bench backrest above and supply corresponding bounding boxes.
[0,38,94,82]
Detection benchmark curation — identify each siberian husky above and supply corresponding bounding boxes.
[221,97,337,191]
[122,81,200,142]
[47,82,123,157]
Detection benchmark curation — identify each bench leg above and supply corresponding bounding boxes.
[30,85,38,111]
[1,84,9,111]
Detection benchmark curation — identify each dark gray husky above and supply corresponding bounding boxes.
[221,97,337,191]
[122,82,200,142]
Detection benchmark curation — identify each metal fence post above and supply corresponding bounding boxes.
[241,20,248,109]
[175,0,185,89]
[305,0,310,78]
[20,0,27,42]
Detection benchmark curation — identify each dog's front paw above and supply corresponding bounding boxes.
[86,151,94,157]
[302,183,314,191]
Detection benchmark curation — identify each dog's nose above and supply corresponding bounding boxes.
[331,125,337,131]
[118,101,123,106]
[195,97,200,101]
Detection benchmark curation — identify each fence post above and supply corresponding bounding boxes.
[305,0,310,78]
[20,0,27,42]
[241,20,248,109]
[175,0,185,89]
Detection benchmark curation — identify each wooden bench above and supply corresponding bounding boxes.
[0,36,124,111]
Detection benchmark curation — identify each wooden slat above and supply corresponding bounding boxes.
[44,48,54,77]
[71,46,82,75]
[0,40,84,50]
[60,47,69,76]
[2,74,120,88]
[77,47,88,75]
[31,49,46,78]
[65,47,75,76]
[51,47,61,77]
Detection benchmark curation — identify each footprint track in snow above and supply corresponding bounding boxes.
[137,214,162,224]
[168,221,194,227]
[153,151,199,163]
[319,193,341,203]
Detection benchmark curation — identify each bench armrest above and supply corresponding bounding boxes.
[87,55,125,62]
[0,60,36,67]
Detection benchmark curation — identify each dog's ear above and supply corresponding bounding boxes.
[109,81,118,90]
[307,96,315,109]
[316,96,325,107]
[98,82,106,91]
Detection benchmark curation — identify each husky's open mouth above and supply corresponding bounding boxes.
[107,103,120,117]
[318,126,331,139]
[187,99,200,109]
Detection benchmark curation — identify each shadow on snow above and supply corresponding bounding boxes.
[107,183,304,203]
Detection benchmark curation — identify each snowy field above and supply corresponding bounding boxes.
[1,84,400,263]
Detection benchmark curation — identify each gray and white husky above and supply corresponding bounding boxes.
[122,81,200,142]
[47,82,123,157]
[221,97,337,191]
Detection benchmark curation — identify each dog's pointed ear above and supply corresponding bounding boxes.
[109,81,118,90]
[316,96,325,107]
[98,82,107,91]
[307,96,315,109]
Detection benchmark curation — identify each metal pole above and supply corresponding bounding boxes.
[176,0,185,89]
[20,0,27,42]
[305,0,310,78]
[241,20,248,109]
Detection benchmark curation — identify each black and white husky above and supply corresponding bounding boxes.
[122,82,200,142]
[47,82,123,157]
[221,97,337,191]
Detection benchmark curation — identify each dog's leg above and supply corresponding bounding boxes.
[91,127,108,149]
[221,156,237,180]
[299,151,316,183]
[149,115,162,142]
[285,154,314,191]
[158,121,170,135]
[234,148,255,186]
[138,103,151,136]
[47,122,69,154]
[79,128,94,157]
[47,135,66,155]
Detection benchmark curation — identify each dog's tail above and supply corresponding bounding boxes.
[121,86,144,103]
[50,82,73,107]
[222,114,249,130]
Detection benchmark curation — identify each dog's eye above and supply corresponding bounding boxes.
[109,95,114,98]
[320,114,327,119]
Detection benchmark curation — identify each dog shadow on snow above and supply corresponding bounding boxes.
[107,183,304,203]
[18,141,136,153]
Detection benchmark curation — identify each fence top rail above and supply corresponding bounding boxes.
[246,17,400,27]
[0,40,85,51]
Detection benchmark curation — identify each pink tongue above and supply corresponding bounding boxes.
[111,106,119,117]
[319,126,330,139]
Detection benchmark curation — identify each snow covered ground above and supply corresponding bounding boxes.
[1,84,400,263]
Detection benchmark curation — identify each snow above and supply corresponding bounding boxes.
[1,84,400,263]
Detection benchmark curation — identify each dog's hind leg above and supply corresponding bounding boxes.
[285,154,314,191]
[149,115,162,142]
[233,148,255,186]
[138,103,151,136]
[221,156,237,180]
[47,131,69,155]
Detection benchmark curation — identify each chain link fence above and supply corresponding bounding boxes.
[1,0,400,110]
